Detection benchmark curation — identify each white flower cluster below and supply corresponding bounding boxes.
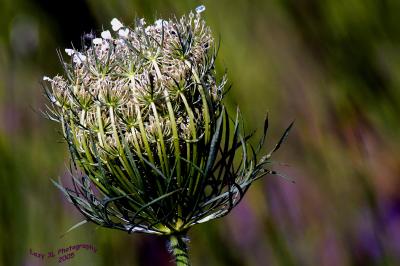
[44,10,225,162]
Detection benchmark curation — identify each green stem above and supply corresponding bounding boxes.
[169,235,190,266]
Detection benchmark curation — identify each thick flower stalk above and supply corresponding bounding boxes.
[44,7,292,265]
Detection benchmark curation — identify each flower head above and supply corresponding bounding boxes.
[44,10,291,236]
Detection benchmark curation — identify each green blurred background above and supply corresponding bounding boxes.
[1,0,400,265]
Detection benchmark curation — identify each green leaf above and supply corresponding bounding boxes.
[60,220,88,238]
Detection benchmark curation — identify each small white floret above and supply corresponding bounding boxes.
[73,53,86,64]
[118,28,129,38]
[92,38,103,45]
[154,19,167,29]
[101,30,112,40]
[155,19,162,28]
[195,5,206,14]
[78,53,87,61]
[65,48,74,56]
[139,18,146,26]
[101,41,110,51]
[111,18,123,31]
[43,76,52,82]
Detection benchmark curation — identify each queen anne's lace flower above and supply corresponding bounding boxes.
[43,9,291,248]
